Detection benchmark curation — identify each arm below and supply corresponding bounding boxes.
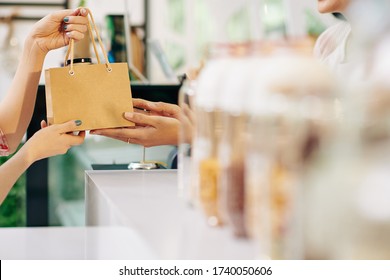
[0,120,85,205]
[0,8,88,153]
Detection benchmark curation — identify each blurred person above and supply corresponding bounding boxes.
[315,0,390,91]
[0,8,89,204]
[314,0,351,69]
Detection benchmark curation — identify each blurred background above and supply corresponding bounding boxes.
[6,0,389,261]
[0,0,336,228]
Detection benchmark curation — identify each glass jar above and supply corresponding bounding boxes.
[178,79,197,206]
[193,46,235,226]
[245,51,336,259]
[217,54,259,238]
[305,82,390,260]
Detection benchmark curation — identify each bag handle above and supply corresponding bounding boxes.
[65,8,112,76]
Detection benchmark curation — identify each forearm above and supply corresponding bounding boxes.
[0,37,46,153]
[0,146,33,205]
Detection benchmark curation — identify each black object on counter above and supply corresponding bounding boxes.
[130,84,181,105]
[91,163,167,170]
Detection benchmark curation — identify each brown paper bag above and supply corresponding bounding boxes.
[45,8,134,131]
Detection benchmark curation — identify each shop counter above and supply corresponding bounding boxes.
[85,170,255,259]
[49,137,176,227]
[0,226,156,260]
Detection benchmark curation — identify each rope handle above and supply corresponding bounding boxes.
[64,8,112,75]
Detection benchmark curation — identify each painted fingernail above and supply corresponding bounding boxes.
[75,120,82,126]
[64,17,69,23]
[64,25,68,30]
[124,113,134,119]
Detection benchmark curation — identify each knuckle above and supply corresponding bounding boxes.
[156,102,165,108]
[138,99,147,105]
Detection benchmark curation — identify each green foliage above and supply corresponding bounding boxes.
[78,0,87,7]
[0,147,26,227]
[305,9,327,38]
[167,0,185,35]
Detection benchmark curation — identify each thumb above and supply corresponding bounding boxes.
[40,120,48,129]
[124,112,155,127]
[58,120,83,133]
[71,7,88,16]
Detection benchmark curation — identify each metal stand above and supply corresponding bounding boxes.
[128,146,158,170]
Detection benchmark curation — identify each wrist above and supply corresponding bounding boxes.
[24,35,47,62]
[18,142,37,167]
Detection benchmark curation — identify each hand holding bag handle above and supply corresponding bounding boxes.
[45,7,134,131]
[64,7,112,76]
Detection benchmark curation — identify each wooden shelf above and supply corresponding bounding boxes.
[0,15,43,21]
[0,1,69,22]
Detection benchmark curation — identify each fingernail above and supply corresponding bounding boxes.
[64,25,68,30]
[65,32,71,37]
[81,8,87,15]
[64,17,69,23]
[124,112,133,119]
[75,120,82,126]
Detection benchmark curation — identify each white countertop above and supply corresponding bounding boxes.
[0,226,156,260]
[85,170,255,259]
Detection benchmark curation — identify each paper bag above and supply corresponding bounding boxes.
[45,8,134,131]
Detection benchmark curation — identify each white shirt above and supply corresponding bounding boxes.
[314,21,352,76]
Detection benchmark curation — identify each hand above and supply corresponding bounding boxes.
[29,8,89,55]
[91,112,180,147]
[91,99,182,147]
[134,98,195,143]
[23,120,85,162]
